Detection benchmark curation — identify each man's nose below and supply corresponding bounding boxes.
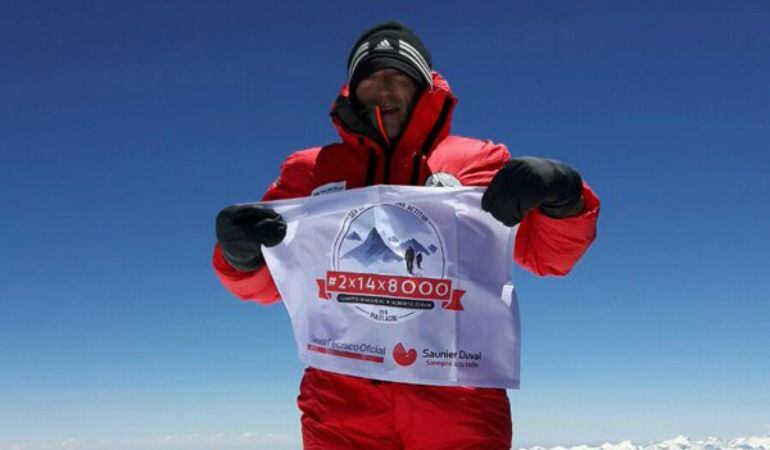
[375,82,395,100]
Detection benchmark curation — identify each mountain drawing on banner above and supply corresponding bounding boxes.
[346,231,362,241]
[343,228,403,266]
[399,238,432,255]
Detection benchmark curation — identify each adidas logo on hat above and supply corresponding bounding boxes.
[374,39,393,51]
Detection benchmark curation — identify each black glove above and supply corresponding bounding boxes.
[481,157,584,226]
[216,204,287,271]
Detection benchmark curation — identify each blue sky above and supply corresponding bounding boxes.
[1,1,769,448]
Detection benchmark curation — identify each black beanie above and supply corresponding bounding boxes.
[347,21,433,103]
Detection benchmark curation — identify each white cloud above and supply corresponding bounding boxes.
[59,438,78,448]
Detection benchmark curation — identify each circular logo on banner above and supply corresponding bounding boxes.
[329,202,449,323]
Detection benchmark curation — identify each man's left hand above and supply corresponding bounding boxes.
[481,157,584,226]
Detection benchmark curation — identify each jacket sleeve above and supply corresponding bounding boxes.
[212,149,319,304]
[444,138,511,187]
[439,138,600,276]
[514,182,600,276]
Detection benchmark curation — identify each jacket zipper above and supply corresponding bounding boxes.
[409,97,454,185]
[365,146,378,186]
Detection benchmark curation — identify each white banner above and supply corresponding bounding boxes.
[261,185,521,388]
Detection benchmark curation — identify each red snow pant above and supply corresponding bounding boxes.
[298,368,512,449]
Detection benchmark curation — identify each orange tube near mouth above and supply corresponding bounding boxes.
[374,106,391,148]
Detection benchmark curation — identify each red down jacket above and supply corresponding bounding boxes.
[213,72,600,449]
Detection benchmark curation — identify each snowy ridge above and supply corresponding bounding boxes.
[3,434,769,449]
[518,436,770,450]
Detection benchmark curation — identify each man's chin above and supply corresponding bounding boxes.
[384,121,406,139]
[385,129,402,141]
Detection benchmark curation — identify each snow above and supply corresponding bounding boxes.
[518,436,770,450]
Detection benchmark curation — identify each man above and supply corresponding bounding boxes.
[214,21,599,450]
[405,246,415,274]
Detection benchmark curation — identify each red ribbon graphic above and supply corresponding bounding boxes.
[317,271,465,311]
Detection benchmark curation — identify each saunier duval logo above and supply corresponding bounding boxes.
[423,347,483,369]
[392,342,483,369]
[316,202,466,323]
[392,343,417,367]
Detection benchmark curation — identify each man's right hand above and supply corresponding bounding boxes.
[216,205,287,271]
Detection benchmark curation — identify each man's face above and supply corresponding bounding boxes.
[354,68,418,140]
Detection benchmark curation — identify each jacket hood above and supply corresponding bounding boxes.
[331,71,457,157]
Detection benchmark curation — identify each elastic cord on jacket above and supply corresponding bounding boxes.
[374,106,391,149]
